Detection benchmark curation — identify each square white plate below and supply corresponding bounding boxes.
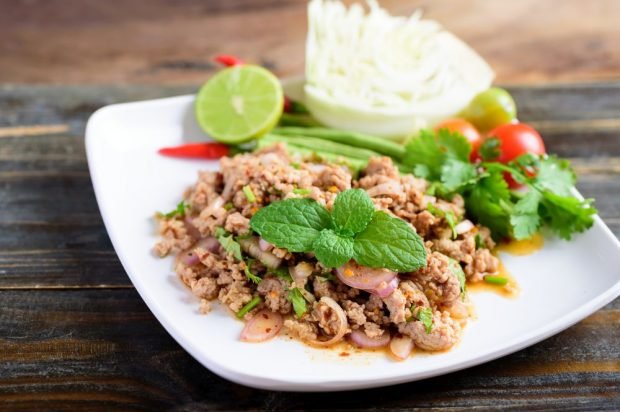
[85,79,620,392]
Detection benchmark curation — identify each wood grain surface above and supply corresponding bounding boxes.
[1,0,619,85]
[0,83,619,410]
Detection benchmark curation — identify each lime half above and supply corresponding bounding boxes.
[195,65,284,144]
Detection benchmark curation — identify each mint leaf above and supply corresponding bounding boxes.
[415,307,433,334]
[510,190,542,240]
[353,211,427,272]
[250,198,331,252]
[313,229,354,268]
[332,189,375,236]
[215,227,243,260]
[288,288,307,318]
[447,258,466,295]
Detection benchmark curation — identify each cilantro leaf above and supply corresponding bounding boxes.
[312,229,354,268]
[427,203,458,239]
[510,190,542,240]
[160,201,189,219]
[465,168,512,239]
[540,192,596,240]
[436,129,471,162]
[440,158,477,193]
[331,188,375,236]
[288,288,307,318]
[534,155,575,196]
[243,259,262,284]
[403,130,445,180]
[250,198,332,252]
[269,266,293,282]
[214,227,243,260]
[353,211,427,272]
[478,137,501,161]
[415,307,434,334]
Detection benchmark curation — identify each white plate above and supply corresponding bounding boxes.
[85,79,620,392]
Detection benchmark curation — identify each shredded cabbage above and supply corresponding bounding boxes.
[304,0,494,137]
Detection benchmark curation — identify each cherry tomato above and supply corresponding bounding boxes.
[434,118,482,161]
[462,87,517,132]
[487,123,546,187]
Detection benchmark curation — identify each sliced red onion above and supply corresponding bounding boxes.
[365,180,402,198]
[240,309,283,343]
[184,216,201,239]
[238,237,282,269]
[258,238,273,252]
[369,277,399,298]
[289,262,314,287]
[336,261,397,291]
[196,236,220,253]
[349,329,390,349]
[455,219,474,235]
[309,297,348,347]
[203,196,225,217]
[389,334,413,360]
[179,250,200,266]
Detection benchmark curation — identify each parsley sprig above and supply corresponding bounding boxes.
[249,189,427,272]
[403,130,596,240]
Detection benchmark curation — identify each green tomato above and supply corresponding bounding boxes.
[461,87,517,132]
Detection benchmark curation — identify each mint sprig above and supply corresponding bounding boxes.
[250,189,427,272]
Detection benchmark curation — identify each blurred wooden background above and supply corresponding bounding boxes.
[1,0,619,84]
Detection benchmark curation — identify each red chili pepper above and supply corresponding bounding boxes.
[283,96,293,113]
[214,54,244,67]
[158,142,229,159]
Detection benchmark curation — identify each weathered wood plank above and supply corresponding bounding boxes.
[0,289,617,410]
[1,0,619,85]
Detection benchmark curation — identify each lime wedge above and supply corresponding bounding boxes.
[195,65,284,144]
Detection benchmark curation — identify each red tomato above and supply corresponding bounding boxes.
[487,123,546,187]
[434,118,482,161]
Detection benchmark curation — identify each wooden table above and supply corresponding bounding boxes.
[1,0,619,410]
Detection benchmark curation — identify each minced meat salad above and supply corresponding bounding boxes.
[154,143,500,357]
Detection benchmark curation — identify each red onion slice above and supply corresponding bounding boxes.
[389,334,413,360]
[196,236,220,253]
[349,329,390,349]
[184,216,201,239]
[179,250,200,266]
[369,277,399,298]
[258,238,273,252]
[289,262,314,287]
[336,261,397,291]
[309,297,348,347]
[455,219,474,235]
[240,309,283,343]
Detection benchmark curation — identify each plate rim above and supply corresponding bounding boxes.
[85,94,620,392]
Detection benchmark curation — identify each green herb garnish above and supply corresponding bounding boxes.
[249,189,427,272]
[427,203,458,239]
[269,266,293,282]
[484,275,509,286]
[288,288,307,318]
[243,259,262,284]
[223,202,234,211]
[159,201,189,219]
[292,188,312,196]
[448,258,467,296]
[414,307,434,334]
[236,296,262,318]
[242,185,256,203]
[403,129,596,241]
[214,227,243,260]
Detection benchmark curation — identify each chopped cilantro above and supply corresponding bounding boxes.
[159,201,189,219]
[292,188,312,196]
[478,137,501,161]
[427,203,458,239]
[269,266,293,282]
[414,307,434,334]
[236,296,262,318]
[243,259,262,284]
[223,202,234,211]
[242,185,257,203]
[288,288,307,318]
[214,227,243,260]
